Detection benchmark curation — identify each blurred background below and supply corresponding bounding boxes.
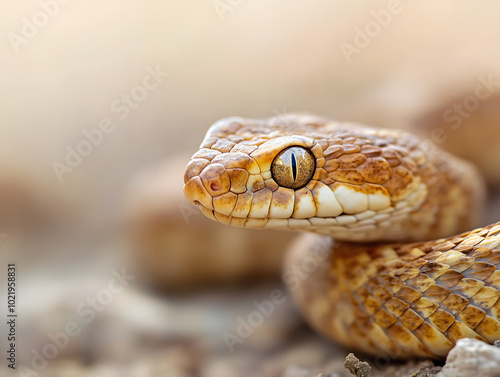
[2,1,500,376]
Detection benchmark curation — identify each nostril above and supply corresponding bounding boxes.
[199,164,230,196]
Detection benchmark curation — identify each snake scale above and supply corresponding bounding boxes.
[182,114,500,359]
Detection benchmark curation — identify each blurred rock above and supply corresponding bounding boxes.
[0,172,73,238]
[437,338,500,377]
[410,92,500,189]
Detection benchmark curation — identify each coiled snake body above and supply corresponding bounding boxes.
[183,114,500,359]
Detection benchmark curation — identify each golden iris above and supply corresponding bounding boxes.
[271,146,316,189]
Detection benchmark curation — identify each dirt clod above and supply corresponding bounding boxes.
[343,353,371,377]
[412,364,442,377]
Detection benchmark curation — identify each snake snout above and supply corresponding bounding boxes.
[184,161,232,211]
[183,176,213,209]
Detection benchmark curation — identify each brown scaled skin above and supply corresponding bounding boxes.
[184,114,492,358]
[287,224,500,359]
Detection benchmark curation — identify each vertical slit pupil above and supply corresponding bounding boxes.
[291,152,297,182]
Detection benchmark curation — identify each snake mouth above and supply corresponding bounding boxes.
[196,205,275,229]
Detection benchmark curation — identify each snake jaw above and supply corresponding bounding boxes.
[184,115,484,242]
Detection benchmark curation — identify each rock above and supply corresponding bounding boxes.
[437,338,500,377]
[343,353,371,377]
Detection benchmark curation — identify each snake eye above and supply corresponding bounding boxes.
[271,146,316,189]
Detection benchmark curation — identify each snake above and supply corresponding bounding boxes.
[182,114,500,359]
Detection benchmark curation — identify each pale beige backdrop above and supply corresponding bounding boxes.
[2,0,500,227]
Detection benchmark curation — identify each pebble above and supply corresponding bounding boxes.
[437,339,500,377]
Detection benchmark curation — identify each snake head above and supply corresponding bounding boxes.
[184,114,483,242]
